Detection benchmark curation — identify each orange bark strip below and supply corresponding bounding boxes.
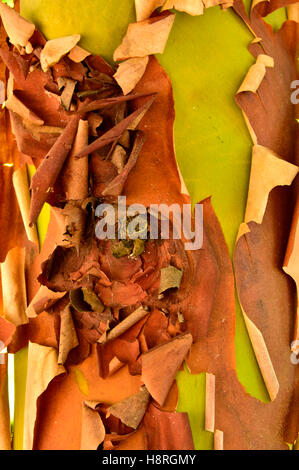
[0,317,15,349]
[143,403,194,450]
[125,57,188,207]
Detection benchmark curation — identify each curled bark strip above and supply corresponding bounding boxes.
[242,309,279,401]
[205,372,215,432]
[23,342,65,450]
[13,166,39,247]
[113,12,175,61]
[0,48,29,85]
[76,92,155,115]
[0,2,34,49]
[59,78,76,111]
[1,246,27,326]
[135,0,164,21]
[114,57,149,95]
[62,119,89,200]
[163,0,205,14]
[40,34,81,72]
[58,305,79,365]
[29,114,81,226]
[103,307,148,344]
[26,285,66,319]
[80,401,105,450]
[102,131,146,197]
[68,45,90,63]
[107,385,150,429]
[5,93,44,126]
[283,199,299,352]
[214,429,224,450]
[244,144,298,226]
[237,54,274,94]
[76,97,155,159]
